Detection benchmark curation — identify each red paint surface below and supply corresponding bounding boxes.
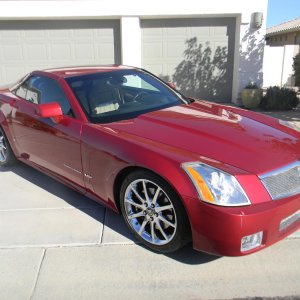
[1,66,299,256]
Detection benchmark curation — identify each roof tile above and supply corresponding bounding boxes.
[267,17,300,35]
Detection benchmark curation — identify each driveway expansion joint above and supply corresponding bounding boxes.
[99,208,107,245]
[29,248,46,300]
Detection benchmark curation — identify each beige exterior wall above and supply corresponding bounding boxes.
[266,30,300,46]
[264,27,300,88]
[263,44,299,87]
[0,0,268,103]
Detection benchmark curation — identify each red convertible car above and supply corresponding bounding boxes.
[0,66,299,256]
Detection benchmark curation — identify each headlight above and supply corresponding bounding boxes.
[182,162,251,206]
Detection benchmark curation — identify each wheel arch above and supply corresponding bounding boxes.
[113,166,153,212]
[0,111,19,158]
[113,165,192,235]
[0,112,11,142]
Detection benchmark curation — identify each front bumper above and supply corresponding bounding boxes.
[185,193,300,256]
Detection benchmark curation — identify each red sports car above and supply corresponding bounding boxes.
[0,66,299,256]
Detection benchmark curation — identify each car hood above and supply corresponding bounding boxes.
[107,101,300,175]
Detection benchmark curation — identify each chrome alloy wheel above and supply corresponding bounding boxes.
[0,130,7,163]
[124,179,177,245]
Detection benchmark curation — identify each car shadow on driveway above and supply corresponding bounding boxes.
[1,162,218,265]
[259,108,300,122]
[253,105,300,122]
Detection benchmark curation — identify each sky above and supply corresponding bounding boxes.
[267,0,300,28]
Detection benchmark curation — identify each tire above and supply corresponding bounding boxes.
[120,170,191,253]
[0,126,17,167]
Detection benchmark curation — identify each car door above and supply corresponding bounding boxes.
[10,74,85,189]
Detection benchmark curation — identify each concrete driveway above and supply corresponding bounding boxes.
[0,111,300,300]
[260,106,300,131]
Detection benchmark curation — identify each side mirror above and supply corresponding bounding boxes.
[167,82,177,90]
[36,102,63,122]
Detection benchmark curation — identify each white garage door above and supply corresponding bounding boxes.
[0,20,121,84]
[141,18,236,102]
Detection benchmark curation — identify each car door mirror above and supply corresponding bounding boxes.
[36,102,63,122]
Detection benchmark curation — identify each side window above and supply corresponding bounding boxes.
[15,81,39,104]
[15,85,28,99]
[31,76,72,116]
[15,75,73,116]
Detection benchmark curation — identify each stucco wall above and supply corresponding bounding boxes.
[263,44,299,87]
[0,0,268,103]
[238,24,266,97]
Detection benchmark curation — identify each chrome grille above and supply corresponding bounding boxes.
[260,161,300,200]
[279,210,300,231]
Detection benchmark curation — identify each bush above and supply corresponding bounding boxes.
[260,86,299,110]
[244,81,258,89]
[293,53,300,87]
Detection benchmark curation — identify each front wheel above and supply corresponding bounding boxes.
[120,170,190,253]
[0,127,16,167]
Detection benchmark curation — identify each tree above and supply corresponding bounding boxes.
[293,53,300,87]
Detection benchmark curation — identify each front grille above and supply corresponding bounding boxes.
[260,161,300,200]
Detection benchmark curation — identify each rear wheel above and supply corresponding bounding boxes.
[120,170,190,253]
[0,127,16,167]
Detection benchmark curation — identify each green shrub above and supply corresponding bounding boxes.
[293,53,300,87]
[244,81,258,89]
[260,86,299,110]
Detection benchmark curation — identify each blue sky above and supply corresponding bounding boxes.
[267,0,300,28]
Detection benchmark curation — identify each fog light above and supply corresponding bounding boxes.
[241,231,263,252]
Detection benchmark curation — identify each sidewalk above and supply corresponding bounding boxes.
[0,110,299,300]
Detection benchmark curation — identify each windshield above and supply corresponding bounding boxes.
[65,69,185,123]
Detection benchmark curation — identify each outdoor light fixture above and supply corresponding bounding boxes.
[251,12,263,29]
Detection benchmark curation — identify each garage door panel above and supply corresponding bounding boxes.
[213,26,228,36]
[74,43,94,60]
[0,20,120,84]
[48,30,72,39]
[142,27,164,38]
[0,31,21,39]
[143,64,164,77]
[190,27,211,36]
[72,29,94,38]
[50,43,72,60]
[3,66,26,83]
[166,42,186,58]
[97,44,115,62]
[143,42,163,59]
[142,18,235,102]
[26,44,48,61]
[165,27,187,36]
[24,30,48,39]
[213,40,229,49]
[4,45,23,60]
[96,28,115,38]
